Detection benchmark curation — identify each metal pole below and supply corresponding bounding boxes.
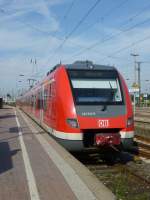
[130,53,139,84]
[27,78,36,88]
[134,92,136,115]
[137,62,141,106]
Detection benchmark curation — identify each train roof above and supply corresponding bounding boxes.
[65,61,115,71]
[48,61,116,75]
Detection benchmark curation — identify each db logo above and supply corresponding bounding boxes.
[98,119,109,128]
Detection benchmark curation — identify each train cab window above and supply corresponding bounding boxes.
[67,69,124,105]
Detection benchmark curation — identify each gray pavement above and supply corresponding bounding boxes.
[0,107,76,200]
[0,107,30,200]
[0,107,116,200]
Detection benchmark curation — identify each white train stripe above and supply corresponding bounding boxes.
[28,113,82,141]
[22,109,134,141]
[52,129,82,140]
[120,131,134,138]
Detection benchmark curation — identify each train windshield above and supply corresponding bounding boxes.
[67,69,124,105]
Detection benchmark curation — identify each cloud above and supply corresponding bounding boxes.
[0,0,61,32]
[0,0,66,93]
[0,0,150,94]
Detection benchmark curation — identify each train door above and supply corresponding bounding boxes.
[35,89,43,123]
[48,83,52,123]
[35,92,40,119]
[51,81,57,129]
[42,80,56,129]
[43,83,52,129]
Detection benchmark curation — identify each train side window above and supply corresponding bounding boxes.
[31,95,35,108]
[30,96,32,106]
[26,98,27,106]
[43,89,48,110]
[37,92,42,109]
[49,84,51,98]
[28,97,30,106]
[36,95,38,109]
[51,82,56,97]
[33,95,36,108]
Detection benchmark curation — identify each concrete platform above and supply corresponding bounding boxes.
[0,107,116,200]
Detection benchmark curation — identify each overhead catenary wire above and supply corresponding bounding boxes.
[0,6,98,74]
[100,35,150,63]
[0,8,53,35]
[1,2,150,75]
[0,5,87,52]
[6,10,94,51]
[44,0,102,65]
[79,1,150,37]
[119,2,150,28]
[77,0,129,36]
[63,1,150,61]
[0,3,99,79]
[61,0,76,22]
[63,0,102,41]
[38,1,150,76]
[5,1,144,67]
[62,1,150,63]
[53,0,77,40]
[101,0,129,20]
[68,15,150,59]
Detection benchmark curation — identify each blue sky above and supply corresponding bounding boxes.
[0,0,150,96]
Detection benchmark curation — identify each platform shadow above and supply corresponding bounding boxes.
[0,108,12,110]
[98,150,134,165]
[0,142,20,174]
[0,114,15,119]
[0,130,45,142]
[9,127,20,133]
[0,126,20,134]
[73,149,134,166]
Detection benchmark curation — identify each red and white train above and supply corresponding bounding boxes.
[17,61,134,151]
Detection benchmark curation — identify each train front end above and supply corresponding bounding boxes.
[65,62,134,150]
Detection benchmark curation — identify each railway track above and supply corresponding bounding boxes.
[73,118,150,200]
[135,119,150,130]
[135,107,150,113]
[133,110,150,159]
[135,110,150,123]
[73,111,150,199]
[73,150,150,200]
[134,135,150,159]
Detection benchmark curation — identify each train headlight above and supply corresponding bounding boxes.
[127,117,134,127]
[67,118,79,128]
